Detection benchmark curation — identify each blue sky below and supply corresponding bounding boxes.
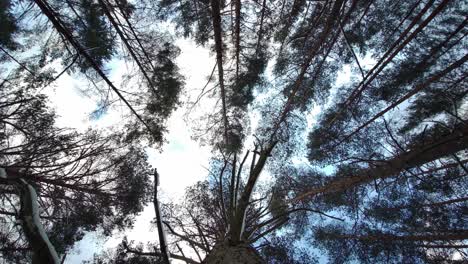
[46,38,214,263]
[42,33,376,263]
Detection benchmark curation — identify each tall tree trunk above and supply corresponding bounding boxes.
[337,52,468,145]
[255,0,266,52]
[33,0,153,134]
[229,144,276,244]
[1,168,60,263]
[390,196,468,210]
[204,243,264,264]
[97,0,158,95]
[294,123,468,202]
[270,0,344,139]
[153,170,170,264]
[234,0,241,79]
[344,0,445,107]
[210,0,230,145]
[19,181,60,264]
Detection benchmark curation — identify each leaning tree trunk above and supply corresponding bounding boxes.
[293,123,468,202]
[1,168,60,264]
[20,181,60,264]
[203,242,264,264]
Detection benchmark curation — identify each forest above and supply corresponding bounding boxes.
[0,0,467,263]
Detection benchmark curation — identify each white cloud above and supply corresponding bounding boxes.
[63,38,213,263]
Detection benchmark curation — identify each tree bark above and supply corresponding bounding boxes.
[210,0,230,145]
[230,143,276,244]
[293,124,468,202]
[338,52,468,145]
[32,0,154,135]
[18,179,60,264]
[153,170,170,264]
[203,243,264,264]
[270,0,344,139]
[1,167,58,263]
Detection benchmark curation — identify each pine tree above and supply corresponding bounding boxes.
[2,0,467,263]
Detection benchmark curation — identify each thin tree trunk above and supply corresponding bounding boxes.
[32,0,154,135]
[210,0,230,146]
[344,0,448,108]
[270,0,344,140]
[234,0,241,79]
[230,143,276,244]
[392,196,468,210]
[97,0,158,95]
[153,170,170,264]
[255,0,267,52]
[337,52,468,146]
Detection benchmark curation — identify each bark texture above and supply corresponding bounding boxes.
[294,123,468,202]
[19,180,60,264]
[204,243,264,264]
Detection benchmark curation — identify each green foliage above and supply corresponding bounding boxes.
[86,239,164,264]
[157,0,212,46]
[0,66,153,262]
[230,52,268,109]
[0,0,18,50]
[260,235,317,264]
[112,147,153,228]
[314,225,428,264]
[2,0,468,262]
[77,0,116,71]
[269,187,287,220]
[147,42,183,119]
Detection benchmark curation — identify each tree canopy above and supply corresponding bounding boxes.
[0,0,467,263]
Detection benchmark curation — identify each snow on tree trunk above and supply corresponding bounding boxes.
[19,179,60,264]
[0,168,6,179]
[204,243,264,264]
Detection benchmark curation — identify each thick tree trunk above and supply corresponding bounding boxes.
[294,124,468,202]
[203,243,264,264]
[19,179,60,264]
[1,168,60,263]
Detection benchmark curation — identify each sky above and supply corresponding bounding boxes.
[29,28,378,262]
[55,38,370,263]
[43,38,214,263]
[2,3,465,263]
